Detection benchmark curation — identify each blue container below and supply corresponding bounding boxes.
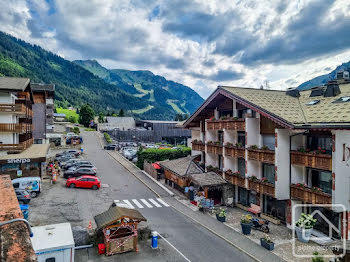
[151,231,158,249]
[241,222,252,235]
[20,204,29,220]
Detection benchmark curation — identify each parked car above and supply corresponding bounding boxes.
[12,177,41,198]
[104,144,118,150]
[122,148,137,160]
[56,149,81,157]
[66,136,83,145]
[64,167,96,178]
[66,175,100,190]
[56,154,76,162]
[64,160,91,170]
[15,189,31,204]
[67,164,97,172]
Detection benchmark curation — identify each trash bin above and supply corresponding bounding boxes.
[98,243,106,255]
[20,204,29,220]
[151,231,158,249]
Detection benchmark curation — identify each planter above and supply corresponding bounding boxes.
[241,222,252,235]
[260,213,281,225]
[216,214,226,222]
[260,238,274,251]
[295,227,313,243]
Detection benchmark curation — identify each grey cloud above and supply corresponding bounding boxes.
[239,0,350,65]
[190,68,244,82]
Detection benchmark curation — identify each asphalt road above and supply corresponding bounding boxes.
[82,131,254,262]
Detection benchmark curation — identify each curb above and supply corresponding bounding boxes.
[95,132,174,197]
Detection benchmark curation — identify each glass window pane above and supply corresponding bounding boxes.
[263,164,275,184]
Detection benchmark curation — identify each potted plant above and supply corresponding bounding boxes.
[249,145,259,150]
[261,145,270,151]
[260,234,274,251]
[216,208,226,222]
[235,143,243,148]
[240,214,253,235]
[295,213,317,243]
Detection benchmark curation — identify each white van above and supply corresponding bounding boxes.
[12,177,41,198]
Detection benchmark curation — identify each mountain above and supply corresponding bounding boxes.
[0,31,203,120]
[297,61,350,90]
[74,59,204,117]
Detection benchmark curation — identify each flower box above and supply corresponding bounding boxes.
[260,238,274,251]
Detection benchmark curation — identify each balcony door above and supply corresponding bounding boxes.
[263,163,275,184]
[307,169,332,194]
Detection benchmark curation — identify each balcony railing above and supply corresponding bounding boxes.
[247,148,275,164]
[225,171,246,187]
[0,138,33,151]
[207,119,245,131]
[291,151,332,171]
[207,143,223,155]
[206,166,223,176]
[260,182,275,197]
[224,146,245,158]
[248,179,260,193]
[291,184,331,204]
[192,140,205,151]
[0,103,27,115]
[0,123,32,133]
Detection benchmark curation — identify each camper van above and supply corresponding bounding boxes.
[12,177,41,198]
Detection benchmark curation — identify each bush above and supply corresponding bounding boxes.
[104,132,112,144]
[73,127,80,134]
[136,147,191,169]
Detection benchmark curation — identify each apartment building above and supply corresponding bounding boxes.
[0,77,33,154]
[0,77,49,178]
[31,83,55,144]
[183,75,350,240]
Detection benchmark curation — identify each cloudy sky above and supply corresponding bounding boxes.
[1,0,350,98]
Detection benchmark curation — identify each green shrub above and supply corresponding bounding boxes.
[104,132,112,144]
[136,147,191,169]
[73,126,80,134]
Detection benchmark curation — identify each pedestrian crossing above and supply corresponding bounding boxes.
[114,198,170,209]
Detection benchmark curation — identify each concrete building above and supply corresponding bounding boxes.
[31,83,55,144]
[183,80,350,240]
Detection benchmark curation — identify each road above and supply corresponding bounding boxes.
[82,131,254,262]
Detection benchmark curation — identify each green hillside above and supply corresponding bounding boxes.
[0,31,204,120]
[74,59,204,117]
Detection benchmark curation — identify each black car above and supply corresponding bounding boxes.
[15,189,31,204]
[104,144,118,150]
[56,150,81,158]
[64,167,97,178]
[64,160,91,170]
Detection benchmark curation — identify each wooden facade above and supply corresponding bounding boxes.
[260,182,275,197]
[290,184,331,204]
[224,146,245,158]
[225,172,246,188]
[192,141,205,151]
[164,169,188,188]
[207,144,223,155]
[247,149,275,164]
[0,123,32,133]
[206,119,245,131]
[291,151,332,171]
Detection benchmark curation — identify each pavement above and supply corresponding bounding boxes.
[28,130,284,262]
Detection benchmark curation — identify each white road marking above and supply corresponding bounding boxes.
[156,198,170,207]
[149,198,162,208]
[123,200,134,209]
[158,233,191,262]
[140,199,153,208]
[114,200,120,203]
[132,199,144,208]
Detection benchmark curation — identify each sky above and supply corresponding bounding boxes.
[1,0,350,98]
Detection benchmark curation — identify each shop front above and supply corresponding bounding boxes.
[0,144,49,179]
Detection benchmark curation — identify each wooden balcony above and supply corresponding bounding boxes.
[0,103,27,115]
[206,119,245,131]
[248,179,260,193]
[206,166,223,176]
[247,149,275,164]
[207,144,223,155]
[0,123,32,133]
[192,141,205,151]
[260,182,275,197]
[0,138,33,151]
[291,184,331,204]
[291,151,332,171]
[224,146,245,158]
[225,172,246,187]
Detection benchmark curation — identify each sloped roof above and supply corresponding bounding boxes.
[190,172,227,186]
[184,83,350,129]
[0,144,49,163]
[0,77,30,91]
[94,206,146,229]
[159,155,203,177]
[31,83,55,92]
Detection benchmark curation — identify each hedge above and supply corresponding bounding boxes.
[104,132,112,144]
[136,147,191,169]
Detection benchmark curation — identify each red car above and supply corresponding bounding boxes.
[66,175,100,190]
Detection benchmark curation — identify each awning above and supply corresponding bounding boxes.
[152,163,161,169]
[190,172,227,187]
[0,144,49,164]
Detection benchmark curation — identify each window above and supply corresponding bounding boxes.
[46,258,56,262]
[262,164,275,184]
[262,134,275,150]
[307,135,332,154]
[87,178,96,182]
[238,187,249,206]
[79,178,88,182]
[308,169,332,194]
[218,155,223,170]
[237,158,245,176]
[237,131,245,147]
[306,100,320,105]
[333,96,350,103]
[218,131,224,144]
[34,139,43,144]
